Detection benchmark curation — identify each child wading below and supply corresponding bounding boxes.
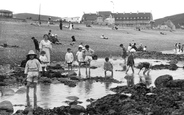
[39,51,49,76]
[104,57,113,77]
[24,50,41,108]
[65,48,74,70]
[120,44,127,71]
[83,45,94,77]
[126,50,135,74]
[138,62,151,75]
[76,46,84,76]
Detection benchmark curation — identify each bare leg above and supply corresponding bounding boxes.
[78,63,81,76]
[89,62,91,78]
[104,71,107,77]
[143,69,148,75]
[126,66,130,74]
[111,70,113,78]
[131,66,134,74]
[33,83,37,108]
[26,84,30,107]
[85,64,88,77]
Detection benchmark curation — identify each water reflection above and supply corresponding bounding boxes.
[39,84,51,108]
[84,80,93,94]
[124,74,134,86]
[104,82,111,90]
[139,74,152,87]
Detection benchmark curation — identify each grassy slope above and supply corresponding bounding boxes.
[154,13,184,28]
[0,21,184,65]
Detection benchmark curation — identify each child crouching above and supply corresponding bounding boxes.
[104,57,113,77]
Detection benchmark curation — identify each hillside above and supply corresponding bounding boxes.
[14,13,61,21]
[154,13,184,28]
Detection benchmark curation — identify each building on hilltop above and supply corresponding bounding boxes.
[81,11,153,28]
[0,10,13,18]
[109,12,153,27]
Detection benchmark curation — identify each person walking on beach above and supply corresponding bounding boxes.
[24,50,41,108]
[104,57,113,77]
[31,37,40,55]
[138,62,151,75]
[65,48,74,70]
[120,44,127,71]
[126,50,135,74]
[83,45,94,77]
[76,46,84,76]
[39,34,52,65]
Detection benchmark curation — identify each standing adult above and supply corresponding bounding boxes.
[31,37,40,55]
[59,19,63,30]
[120,44,127,70]
[39,34,52,65]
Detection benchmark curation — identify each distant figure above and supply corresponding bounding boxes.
[83,45,94,77]
[59,19,63,30]
[39,34,52,65]
[143,46,147,51]
[101,34,108,39]
[120,44,127,70]
[70,36,76,46]
[76,46,84,76]
[126,49,135,74]
[138,62,151,75]
[24,50,41,108]
[48,17,51,26]
[65,48,74,70]
[127,43,132,52]
[137,44,143,51]
[69,22,73,30]
[104,57,113,77]
[131,43,137,51]
[31,37,40,54]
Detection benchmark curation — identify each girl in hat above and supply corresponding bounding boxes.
[24,50,41,108]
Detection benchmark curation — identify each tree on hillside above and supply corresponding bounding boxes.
[164,20,176,31]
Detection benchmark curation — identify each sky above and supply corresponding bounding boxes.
[0,0,183,20]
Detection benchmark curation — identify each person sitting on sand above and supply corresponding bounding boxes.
[104,57,113,78]
[100,34,108,39]
[83,45,94,77]
[65,48,74,71]
[126,49,135,74]
[143,46,147,51]
[138,62,151,75]
[76,46,84,76]
[24,50,41,108]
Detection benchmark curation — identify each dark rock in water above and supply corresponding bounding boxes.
[82,76,122,83]
[154,74,173,88]
[166,79,184,89]
[171,108,184,115]
[15,87,26,94]
[47,64,64,70]
[150,64,178,70]
[0,82,8,86]
[70,105,85,113]
[39,77,52,84]
[0,101,14,113]
[0,75,6,82]
[66,96,79,101]
[90,66,98,69]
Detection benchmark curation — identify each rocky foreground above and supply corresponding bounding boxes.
[0,75,184,115]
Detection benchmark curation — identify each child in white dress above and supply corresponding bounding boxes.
[39,51,49,75]
[76,46,84,76]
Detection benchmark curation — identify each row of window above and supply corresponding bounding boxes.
[115,17,150,20]
[0,13,13,17]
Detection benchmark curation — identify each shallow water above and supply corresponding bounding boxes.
[1,58,184,112]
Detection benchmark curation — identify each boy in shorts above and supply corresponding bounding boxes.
[65,48,74,70]
[104,57,113,77]
[76,46,84,76]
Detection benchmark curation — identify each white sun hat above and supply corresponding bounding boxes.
[27,50,36,55]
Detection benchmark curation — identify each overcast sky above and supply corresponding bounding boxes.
[0,0,183,20]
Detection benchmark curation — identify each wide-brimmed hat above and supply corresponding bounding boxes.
[27,50,36,56]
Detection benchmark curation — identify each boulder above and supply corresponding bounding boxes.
[0,101,13,113]
[15,87,26,94]
[1,88,15,96]
[70,105,85,112]
[154,75,173,88]
[166,79,184,89]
